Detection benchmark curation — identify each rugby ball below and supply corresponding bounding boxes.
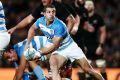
[24,48,37,61]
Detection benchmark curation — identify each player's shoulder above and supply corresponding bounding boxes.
[54,18,67,32]
[37,16,45,21]
[55,17,66,26]
[36,16,45,24]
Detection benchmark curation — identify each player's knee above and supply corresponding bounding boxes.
[49,56,58,66]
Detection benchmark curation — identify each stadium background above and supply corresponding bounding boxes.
[0,68,120,80]
[0,0,120,80]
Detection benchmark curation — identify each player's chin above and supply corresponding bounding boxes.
[49,18,54,21]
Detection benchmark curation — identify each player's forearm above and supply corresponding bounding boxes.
[14,68,24,80]
[99,26,106,47]
[99,33,106,44]
[26,25,36,49]
[75,15,80,27]
[14,56,27,80]
[67,14,76,32]
[13,66,25,80]
[15,15,34,30]
[40,44,57,55]
[13,68,18,80]
[70,15,80,35]
[40,37,61,55]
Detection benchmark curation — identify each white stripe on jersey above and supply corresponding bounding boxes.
[34,36,41,50]
[42,36,47,45]
[0,24,5,28]
[34,36,47,50]
[39,23,53,34]
[17,41,24,47]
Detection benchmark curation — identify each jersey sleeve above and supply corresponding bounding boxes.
[97,15,105,27]
[35,18,41,29]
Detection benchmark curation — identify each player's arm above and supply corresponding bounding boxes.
[66,14,76,32]
[96,25,106,55]
[71,14,80,35]
[25,23,37,50]
[40,36,62,55]
[13,62,19,80]
[98,25,106,48]
[13,55,27,80]
[8,14,35,34]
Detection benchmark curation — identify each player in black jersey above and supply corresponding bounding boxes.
[84,0,106,61]
[70,0,95,79]
[71,0,94,51]
[84,1,107,80]
[71,0,105,80]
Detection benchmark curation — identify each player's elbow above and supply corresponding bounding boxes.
[26,15,34,24]
[53,44,60,50]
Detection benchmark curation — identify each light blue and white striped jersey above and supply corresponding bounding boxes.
[36,17,73,51]
[13,36,47,67]
[0,1,7,31]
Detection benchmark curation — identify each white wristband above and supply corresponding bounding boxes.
[35,50,43,58]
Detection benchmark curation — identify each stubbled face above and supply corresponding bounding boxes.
[84,1,94,12]
[3,49,18,63]
[42,0,52,6]
[44,7,56,22]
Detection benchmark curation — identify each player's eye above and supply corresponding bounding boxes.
[52,10,55,13]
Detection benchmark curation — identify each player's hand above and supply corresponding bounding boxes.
[7,27,17,34]
[24,48,43,61]
[96,46,103,55]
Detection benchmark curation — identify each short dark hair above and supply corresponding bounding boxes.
[43,5,56,12]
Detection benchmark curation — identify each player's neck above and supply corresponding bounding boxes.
[46,20,53,26]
